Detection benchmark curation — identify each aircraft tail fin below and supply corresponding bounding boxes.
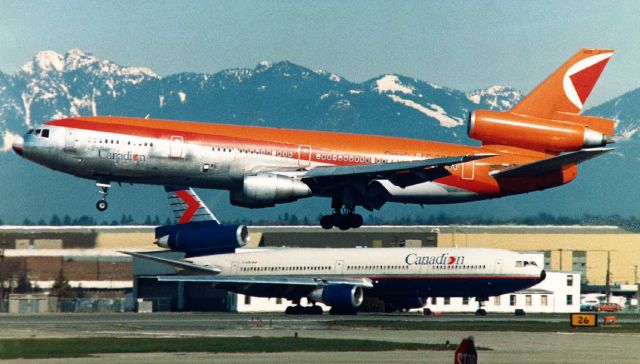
[511,48,613,120]
[164,186,219,225]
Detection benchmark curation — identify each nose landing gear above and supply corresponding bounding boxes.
[96,182,111,212]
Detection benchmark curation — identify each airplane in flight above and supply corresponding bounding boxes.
[13,49,615,230]
[124,186,546,314]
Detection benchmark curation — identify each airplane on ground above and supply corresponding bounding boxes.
[124,186,546,314]
[13,49,615,230]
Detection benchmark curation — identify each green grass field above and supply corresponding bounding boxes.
[0,337,457,359]
[329,319,640,333]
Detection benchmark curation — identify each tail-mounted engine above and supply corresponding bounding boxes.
[468,110,614,153]
[155,221,249,257]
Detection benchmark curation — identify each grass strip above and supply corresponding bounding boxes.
[0,336,454,359]
[330,319,640,333]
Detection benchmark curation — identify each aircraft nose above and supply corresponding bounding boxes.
[12,140,24,156]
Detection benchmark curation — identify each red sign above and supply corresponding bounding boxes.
[454,337,477,364]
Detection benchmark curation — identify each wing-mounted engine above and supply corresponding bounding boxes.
[230,173,312,208]
[155,220,249,257]
[468,110,613,153]
[308,284,364,310]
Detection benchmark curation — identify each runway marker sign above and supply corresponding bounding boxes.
[571,313,598,327]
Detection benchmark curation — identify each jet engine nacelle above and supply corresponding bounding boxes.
[230,173,312,208]
[384,296,428,311]
[155,221,249,257]
[308,284,364,309]
[468,110,611,153]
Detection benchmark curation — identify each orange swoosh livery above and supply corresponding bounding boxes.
[14,49,616,229]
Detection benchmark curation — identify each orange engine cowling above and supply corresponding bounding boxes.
[468,110,610,153]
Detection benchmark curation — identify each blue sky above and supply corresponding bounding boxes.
[1,0,638,105]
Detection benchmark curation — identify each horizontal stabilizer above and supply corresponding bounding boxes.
[490,148,613,178]
[120,251,221,274]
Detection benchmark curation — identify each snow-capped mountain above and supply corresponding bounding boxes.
[0,49,520,151]
[1,49,638,223]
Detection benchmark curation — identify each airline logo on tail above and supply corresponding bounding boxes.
[164,186,219,225]
[563,52,613,110]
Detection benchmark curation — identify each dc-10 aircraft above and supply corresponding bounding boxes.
[14,49,615,230]
[124,186,546,314]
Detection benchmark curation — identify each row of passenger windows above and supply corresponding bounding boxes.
[347,265,409,270]
[88,138,153,147]
[433,265,486,270]
[241,266,331,272]
[211,144,403,164]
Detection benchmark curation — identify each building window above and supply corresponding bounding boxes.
[510,295,516,306]
[493,296,501,306]
[462,297,469,305]
[431,297,437,305]
[276,297,282,305]
[543,251,551,270]
[566,295,573,305]
[444,297,450,305]
[572,251,587,284]
[567,275,574,287]
[541,295,548,306]
[244,295,251,305]
[525,295,532,306]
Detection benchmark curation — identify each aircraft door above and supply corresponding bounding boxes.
[461,161,475,180]
[64,129,76,152]
[231,261,239,275]
[298,145,311,167]
[495,259,503,274]
[335,260,344,274]
[170,136,184,159]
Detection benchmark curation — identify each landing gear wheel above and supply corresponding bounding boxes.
[475,308,487,316]
[349,214,363,229]
[96,200,108,211]
[320,215,334,230]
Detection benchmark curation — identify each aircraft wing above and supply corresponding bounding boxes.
[302,154,494,188]
[121,251,221,274]
[490,147,613,178]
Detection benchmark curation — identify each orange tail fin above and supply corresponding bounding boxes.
[512,49,613,120]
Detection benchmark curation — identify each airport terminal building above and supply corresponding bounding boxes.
[0,224,636,313]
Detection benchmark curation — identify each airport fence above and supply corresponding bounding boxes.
[57,298,124,313]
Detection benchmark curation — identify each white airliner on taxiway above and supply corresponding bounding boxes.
[125,187,546,314]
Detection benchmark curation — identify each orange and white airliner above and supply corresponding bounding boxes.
[13,49,616,230]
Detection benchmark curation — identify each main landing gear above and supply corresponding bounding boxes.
[284,302,323,315]
[320,194,364,230]
[320,210,363,230]
[96,182,111,212]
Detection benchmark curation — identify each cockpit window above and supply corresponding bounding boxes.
[35,129,41,136]
[41,129,50,138]
[26,129,35,135]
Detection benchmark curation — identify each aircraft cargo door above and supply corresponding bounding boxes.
[298,145,311,167]
[170,136,184,159]
[462,161,475,180]
[495,259,503,274]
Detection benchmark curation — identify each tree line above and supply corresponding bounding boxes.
[3,212,640,232]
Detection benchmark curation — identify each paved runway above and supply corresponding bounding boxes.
[1,313,639,363]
